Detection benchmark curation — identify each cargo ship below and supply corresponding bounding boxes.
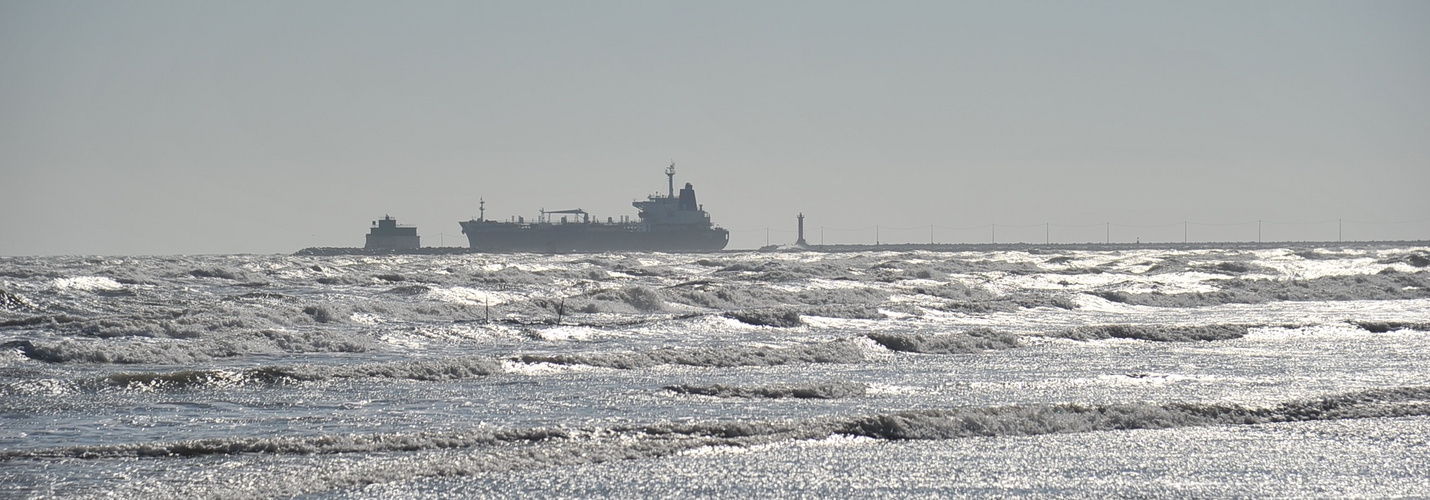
[459,163,729,252]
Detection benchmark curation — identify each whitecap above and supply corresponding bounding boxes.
[52,276,124,291]
[425,286,521,306]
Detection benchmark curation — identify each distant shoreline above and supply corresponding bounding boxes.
[294,240,1430,256]
[294,247,478,256]
[787,240,1430,253]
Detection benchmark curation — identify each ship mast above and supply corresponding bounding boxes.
[666,161,676,198]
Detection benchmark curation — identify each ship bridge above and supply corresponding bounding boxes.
[632,163,715,229]
[365,215,420,250]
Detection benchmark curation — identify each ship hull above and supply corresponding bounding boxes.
[459,221,729,253]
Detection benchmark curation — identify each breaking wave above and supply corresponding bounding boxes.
[187,268,250,280]
[1352,321,1430,333]
[1054,324,1248,342]
[1094,270,1430,307]
[909,283,1078,312]
[1378,250,1430,267]
[840,386,1430,440]
[0,302,363,339]
[51,276,125,291]
[100,355,504,389]
[661,282,889,312]
[725,309,804,327]
[515,341,867,369]
[867,328,1022,353]
[5,329,374,364]
[664,381,866,399]
[2,427,565,459]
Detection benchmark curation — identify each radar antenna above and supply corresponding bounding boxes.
[666,161,676,198]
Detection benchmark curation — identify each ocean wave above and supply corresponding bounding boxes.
[1053,324,1248,342]
[724,309,804,327]
[0,377,78,396]
[265,354,501,382]
[0,422,820,500]
[515,340,867,369]
[225,291,292,301]
[12,386,1427,461]
[867,255,1049,278]
[100,355,504,389]
[0,297,505,341]
[840,386,1430,440]
[0,301,366,339]
[385,285,431,295]
[0,314,85,328]
[459,262,644,287]
[929,294,1080,314]
[6,330,374,364]
[665,284,894,320]
[908,282,1000,302]
[302,304,349,324]
[1294,249,1359,261]
[506,286,669,317]
[797,304,886,319]
[1193,261,1276,275]
[1093,270,1430,307]
[715,260,857,282]
[1378,251,1430,268]
[867,328,1022,353]
[606,286,665,312]
[1139,257,1278,276]
[664,381,866,399]
[662,282,888,311]
[1352,321,1430,333]
[464,266,552,286]
[187,268,250,280]
[907,282,1079,313]
[2,427,564,459]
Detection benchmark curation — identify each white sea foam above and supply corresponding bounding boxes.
[500,359,609,375]
[1092,372,1215,386]
[349,313,384,325]
[425,286,520,306]
[52,276,124,291]
[528,325,600,341]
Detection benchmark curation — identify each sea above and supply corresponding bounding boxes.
[2,245,1429,498]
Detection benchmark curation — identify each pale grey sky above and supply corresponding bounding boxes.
[2,1,1427,254]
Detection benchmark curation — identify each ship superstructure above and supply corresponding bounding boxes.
[458,163,729,252]
[365,215,420,250]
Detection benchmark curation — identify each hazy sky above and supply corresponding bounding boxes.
[3,1,1427,255]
